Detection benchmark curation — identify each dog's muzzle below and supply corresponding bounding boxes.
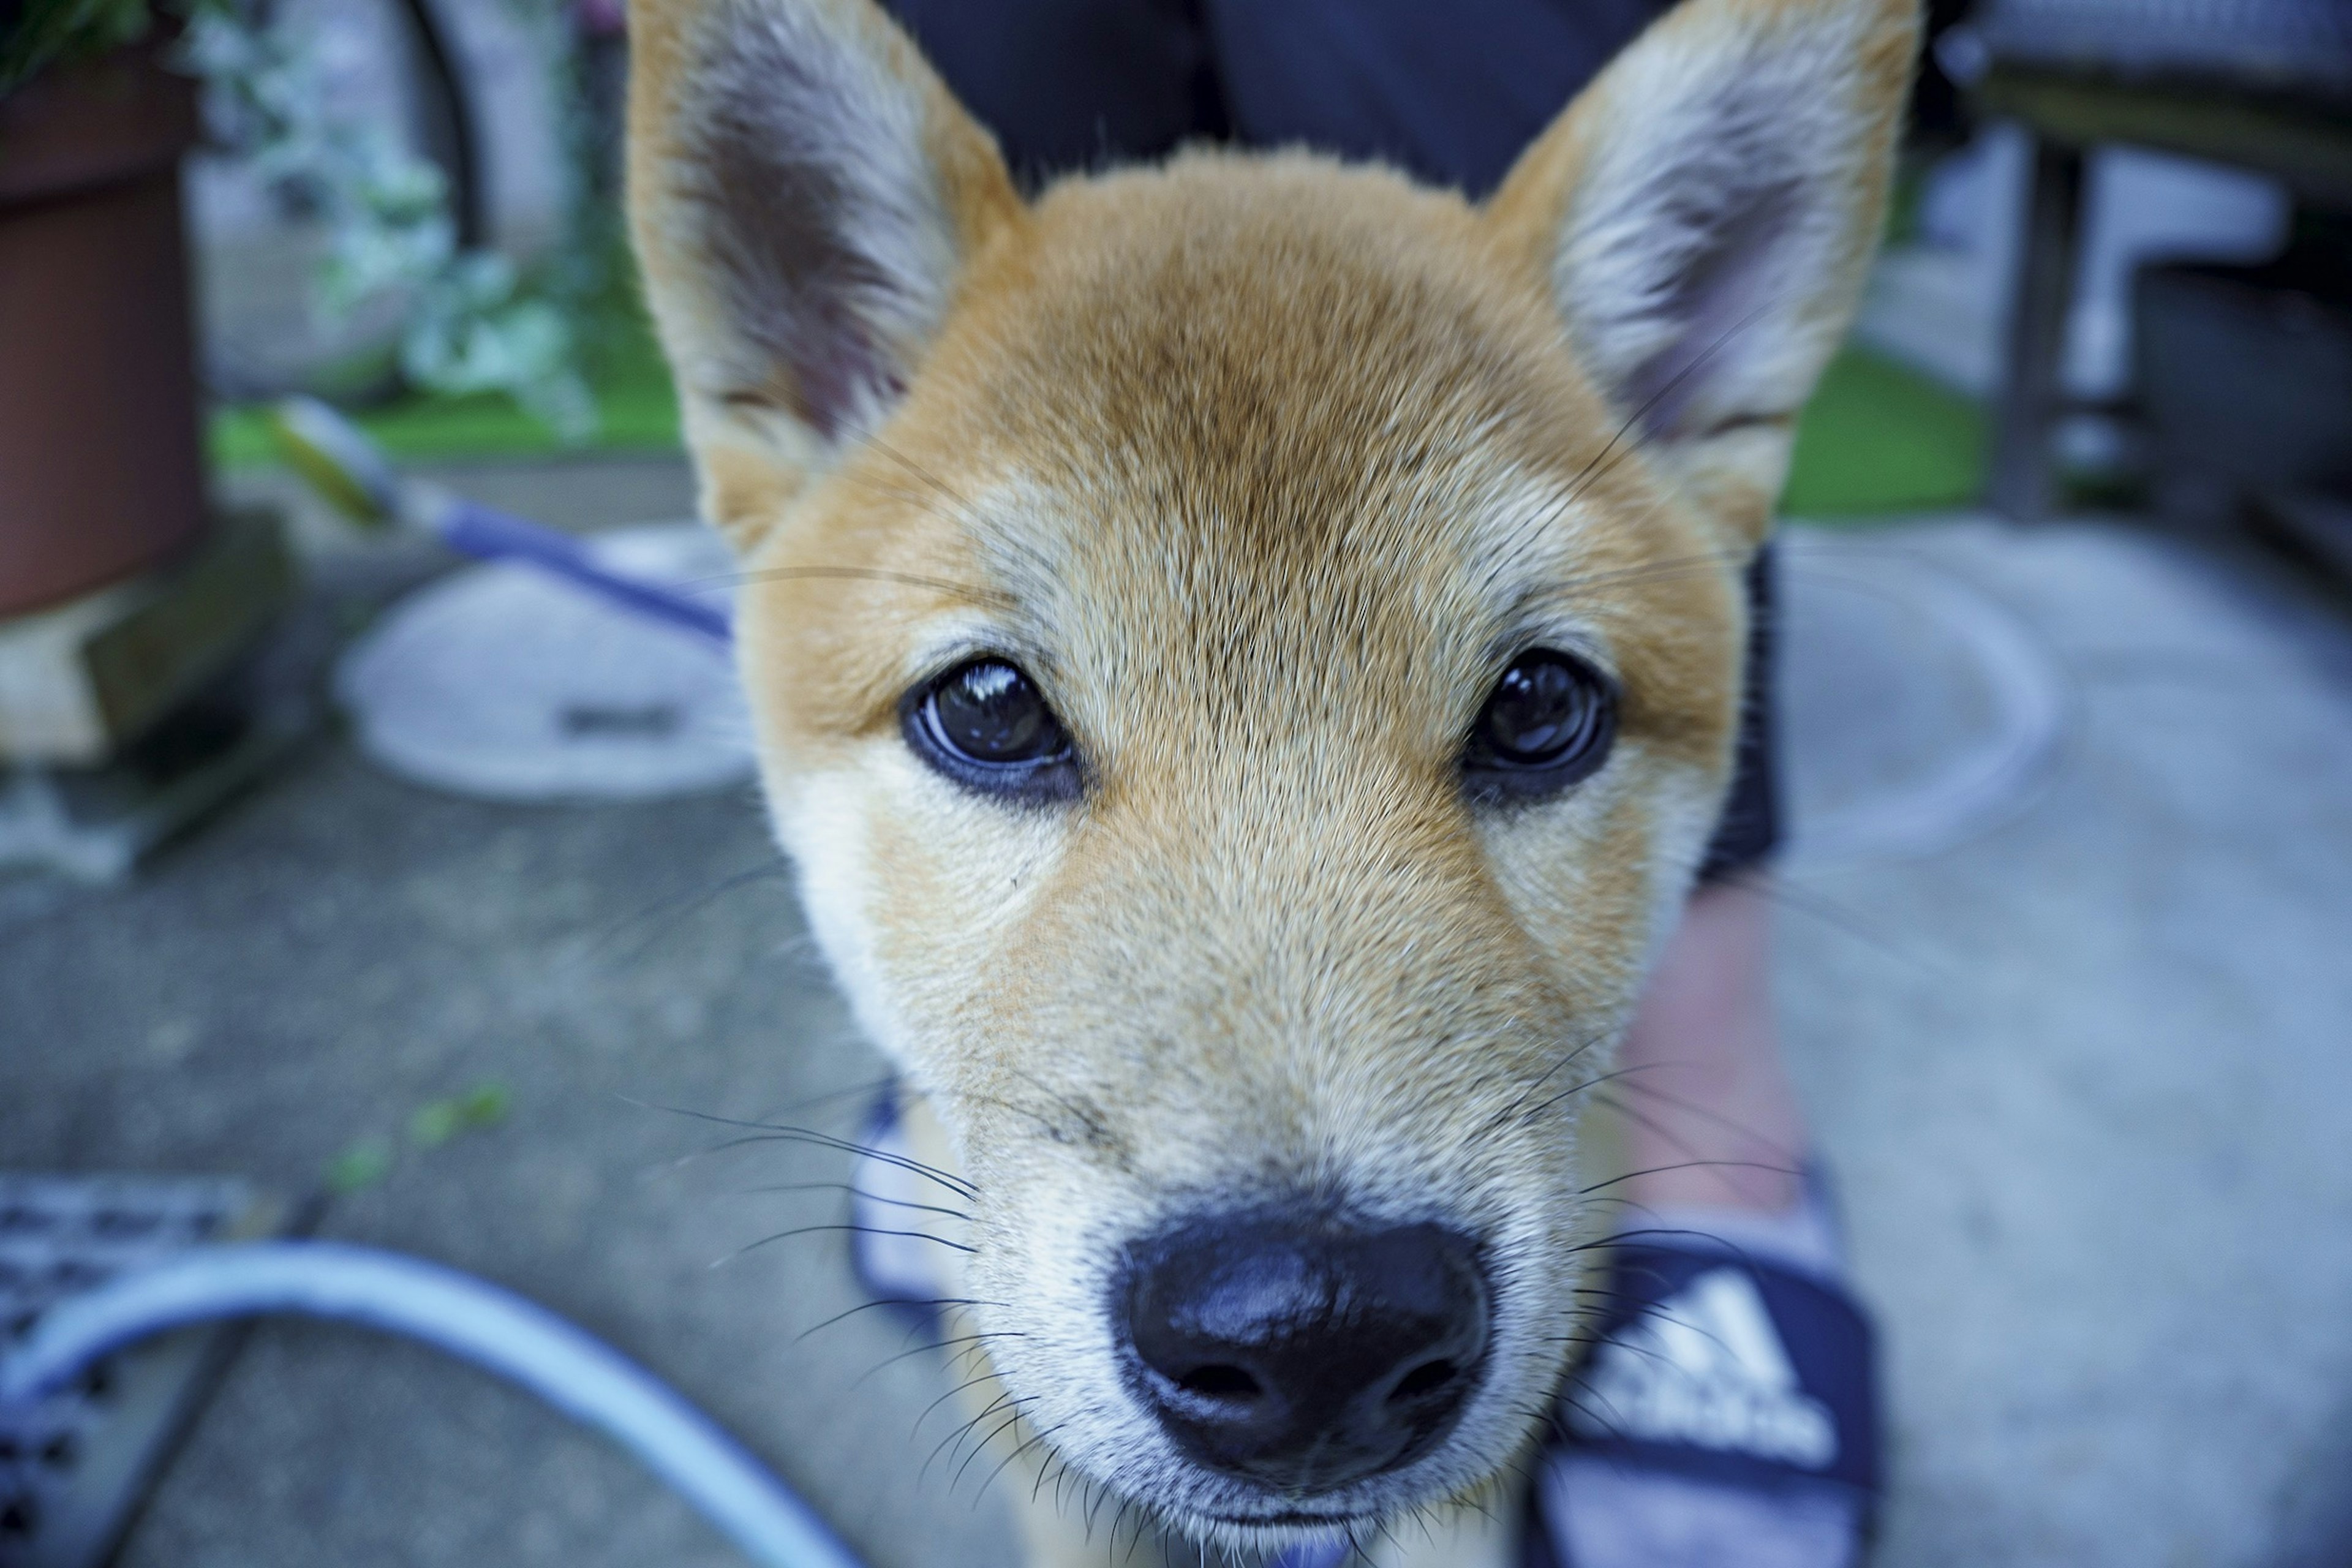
[1114,1208,1490,1495]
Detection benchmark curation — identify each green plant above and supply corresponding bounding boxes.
[409,1080,513,1148]
[5,0,606,443]
[186,0,600,440]
[1,0,175,96]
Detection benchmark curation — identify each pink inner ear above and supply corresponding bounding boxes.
[788,298,905,442]
[690,20,937,442]
[1616,179,1802,439]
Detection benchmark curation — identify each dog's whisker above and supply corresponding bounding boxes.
[573,861,790,968]
[1037,1450,1062,1512]
[1583,1101,1808,1218]
[1577,1155,1800,1196]
[898,1363,992,1438]
[818,471,984,532]
[793,1293,996,1343]
[856,427,990,518]
[877,1328,1027,1393]
[742,1072,908,1129]
[1060,1467,1090,1532]
[909,1360,1015,1428]
[1562,298,1781,508]
[710,1221,977,1272]
[705,559,1014,608]
[1500,1058,1657,1132]
[1596,1071,1806,1164]
[650,1128,964,1194]
[959,1086,1091,1144]
[920,1393,1013,1487]
[1545,1324,1687,1374]
[739,1178,972,1223]
[624,1099,981,1196]
[1006,1066,1120,1145]
[1714,869,1954,976]
[1479,1027,1615,1135]
[1472,305,1773,598]
[932,1390,1033,1488]
[1555,1385,1632,1442]
[1083,1472,1114,1543]
[974,1420,1068,1508]
[1580,1086,1755,1200]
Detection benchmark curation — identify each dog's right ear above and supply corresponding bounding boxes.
[628,0,1021,552]
[1485,0,1918,549]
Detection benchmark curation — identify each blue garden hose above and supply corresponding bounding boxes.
[266,398,734,646]
[0,1241,1357,1568]
[0,1242,861,1568]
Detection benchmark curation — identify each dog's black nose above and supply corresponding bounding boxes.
[1117,1213,1488,1493]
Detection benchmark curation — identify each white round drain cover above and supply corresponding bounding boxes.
[1781,538,2066,865]
[337,523,753,801]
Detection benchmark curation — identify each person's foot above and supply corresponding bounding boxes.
[1528,879,1882,1567]
[1526,1180,1880,1568]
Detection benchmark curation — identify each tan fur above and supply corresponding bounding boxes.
[627,0,1917,1558]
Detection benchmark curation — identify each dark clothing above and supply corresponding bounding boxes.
[1697,546,1781,884]
[881,0,1780,879]
[1205,0,1668,196]
[876,0,1228,186]
[883,0,1667,195]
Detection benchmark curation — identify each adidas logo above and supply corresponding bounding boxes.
[1566,1267,1838,1469]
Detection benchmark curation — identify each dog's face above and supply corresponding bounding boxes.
[630,0,1912,1547]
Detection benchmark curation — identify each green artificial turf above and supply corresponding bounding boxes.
[214,314,1985,522]
[208,301,686,469]
[1780,344,1986,519]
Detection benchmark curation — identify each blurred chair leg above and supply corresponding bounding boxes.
[1988,135,2084,521]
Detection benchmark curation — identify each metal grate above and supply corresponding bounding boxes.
[0,1175,284,1568]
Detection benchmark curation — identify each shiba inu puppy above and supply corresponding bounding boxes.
[627,0,1915,1559]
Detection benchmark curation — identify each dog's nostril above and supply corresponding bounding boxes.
[1388,1357,1458,1403]
[1177,1364,1262,1399]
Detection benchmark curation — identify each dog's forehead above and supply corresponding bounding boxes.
[891,160,1656,723]
[756,153,1737,783]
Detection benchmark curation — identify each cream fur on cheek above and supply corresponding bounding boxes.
[769,769,911,1066]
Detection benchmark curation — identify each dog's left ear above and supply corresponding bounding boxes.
[1487,0,1919,545]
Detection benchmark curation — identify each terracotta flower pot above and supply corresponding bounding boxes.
[0,39,208,619]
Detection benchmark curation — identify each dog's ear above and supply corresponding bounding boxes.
[1486,0,1918,545]
[628,0,1021,552]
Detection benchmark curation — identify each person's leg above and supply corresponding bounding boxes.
[1611,538,1801,1205]
[1615,880,1806,1215]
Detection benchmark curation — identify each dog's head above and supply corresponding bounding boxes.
[630,0,1912,1544]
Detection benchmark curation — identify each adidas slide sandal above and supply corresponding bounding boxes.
[1528,1235,1882,1568]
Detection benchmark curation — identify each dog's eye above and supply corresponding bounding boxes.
[904,658,1080,801]
[1463,650,1616,802]
[925,659,1065,763]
